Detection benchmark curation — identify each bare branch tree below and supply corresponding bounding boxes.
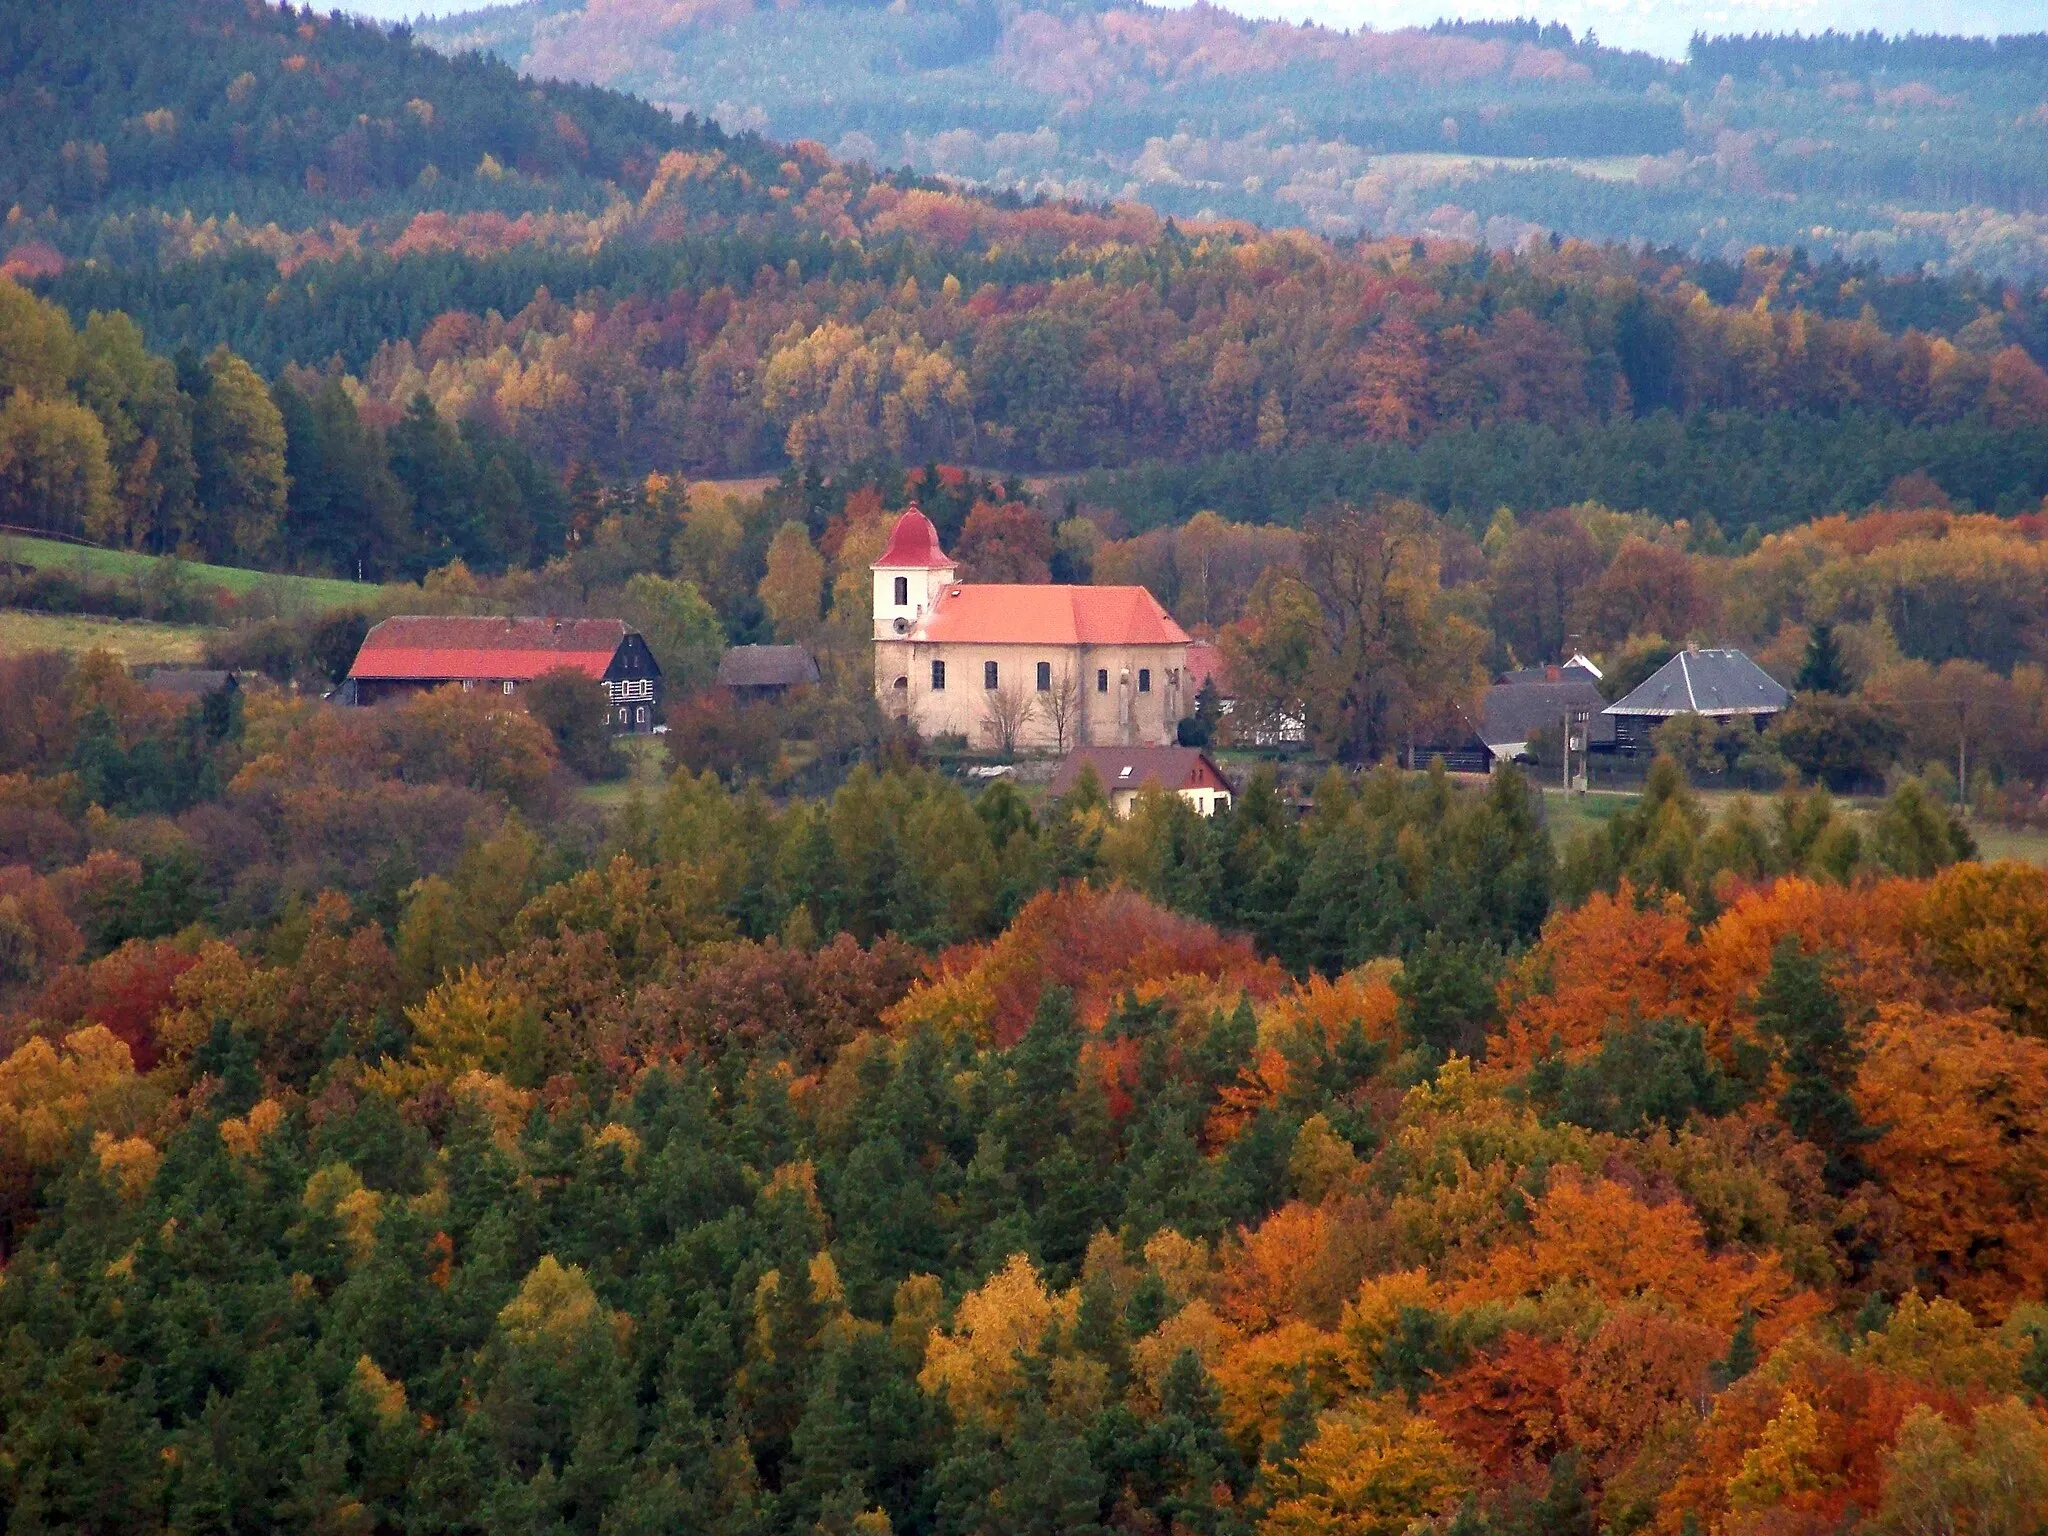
[1042,665,1081,754]
[981,677,1038,757]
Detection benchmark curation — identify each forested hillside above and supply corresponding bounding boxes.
[421,2,2048,279]
[5,0,2048,570]
[0,0,750,221]
[2,626,2048,1534]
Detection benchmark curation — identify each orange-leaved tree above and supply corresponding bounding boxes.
[883,885,1282,1047]
[1493,885,1709,1071]
[1651,1334,1964,1536]
[1854,1003,2048,1318]
[1451,1170,1821,1343]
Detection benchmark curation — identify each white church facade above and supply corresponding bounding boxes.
[871,507,1193,751]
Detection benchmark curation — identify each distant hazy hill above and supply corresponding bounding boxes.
[420,0,2048,277]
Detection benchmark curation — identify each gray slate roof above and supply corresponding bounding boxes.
[1497,661,1601,687]
[1604,648,1791,718]
[716,645,820,689]
[143,668,237,697]
[1481,678,1615,749]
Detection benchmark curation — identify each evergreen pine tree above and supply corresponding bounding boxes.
[1753,938,1877,1193]
[1712,1310,1760,1390]
[1796,622,1851,695]
[1002,1354,1107,1536]
[1394,932,1503,1059]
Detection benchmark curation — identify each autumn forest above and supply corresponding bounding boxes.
[2,1,2048,1534]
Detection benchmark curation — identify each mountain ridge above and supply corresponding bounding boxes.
[417,0,2048,278]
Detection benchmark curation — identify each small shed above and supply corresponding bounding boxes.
[1046,745,1234,818]
[717,645,820,701]
[1603,647,1791,752]
[142,668,238,700]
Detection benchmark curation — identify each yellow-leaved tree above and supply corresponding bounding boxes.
[1914,861,2048,1037]
[1261,1407,1473,1536]
[367,965,539,1095]
[918,1253,1092,1432]
[758,520,826,644]
[0,1026,156,1204]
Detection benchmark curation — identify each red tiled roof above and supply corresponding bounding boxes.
[1185,641,1231,697]
[348,616,628,682]
[916,584,1190,647]
[874,505,953,569]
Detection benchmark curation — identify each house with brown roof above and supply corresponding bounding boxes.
[344,616,663,732]
[871,506,1192,750]
[717,644,820,701]
[1046,746,1235,818]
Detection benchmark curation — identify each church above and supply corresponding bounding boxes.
[871,506,1192,750]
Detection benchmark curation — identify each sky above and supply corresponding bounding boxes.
[348,0,2046,61]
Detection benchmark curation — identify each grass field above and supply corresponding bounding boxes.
[1970,822,2048,866]
[577,736,674,807]
[0,533,374,612]
[0,610,215,663]
[691,470,1077,505]
[688,477,779,507]
[1540,785,2048,867]
[1538,786,1628,848]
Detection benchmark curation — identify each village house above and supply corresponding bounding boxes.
[717,644,820,702]
[1604,646,1790,753]
[1045,745,1236,818]
[872,506,1192,749]
[344,616,663,732]
[1410,674,1605,775]
[1497,651,1604,688]
[1480,674,1616,767]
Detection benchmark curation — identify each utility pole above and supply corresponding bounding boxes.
[1567,707,1590,794]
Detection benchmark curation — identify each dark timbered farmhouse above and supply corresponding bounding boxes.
[1603,646,1790,752]
[344,616,663,732]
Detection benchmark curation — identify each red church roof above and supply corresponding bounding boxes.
[348,616,629,682]
[915,584,1191,647]
[874,505,953,569]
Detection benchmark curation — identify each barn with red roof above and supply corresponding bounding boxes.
[344,616,663,732]
[871,506,1193,750]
